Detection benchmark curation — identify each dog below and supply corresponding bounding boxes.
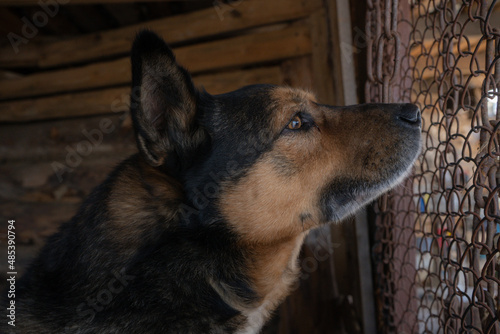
[1,30,421,333]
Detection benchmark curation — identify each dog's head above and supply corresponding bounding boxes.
[130,31,421,245]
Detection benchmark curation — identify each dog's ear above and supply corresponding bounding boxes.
[130,30,207,167]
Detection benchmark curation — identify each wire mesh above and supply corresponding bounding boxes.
[366,0,500,333]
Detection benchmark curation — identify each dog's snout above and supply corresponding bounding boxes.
[397,103,421,127]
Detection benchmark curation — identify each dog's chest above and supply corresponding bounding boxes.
[236,271,297,334]
[235,239,304,333]
[235,302,270,334]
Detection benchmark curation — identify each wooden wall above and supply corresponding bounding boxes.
[0,0,365,332]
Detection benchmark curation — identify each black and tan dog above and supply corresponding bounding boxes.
[2,31,421,333]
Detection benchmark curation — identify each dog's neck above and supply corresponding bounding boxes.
[245,234,306,301]
[211,233,306,333]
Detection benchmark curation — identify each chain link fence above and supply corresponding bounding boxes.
[366,0,500,332]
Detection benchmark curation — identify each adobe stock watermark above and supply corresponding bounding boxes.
[50,117,117,183]
[178,131,273,222]
[51,87,138,183]
[63,267,135,332]
[341,26,369,65]
[8,0,70,54]
[287,230,341,292]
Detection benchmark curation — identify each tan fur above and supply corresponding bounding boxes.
[247,233,306,305]
[216,234,306,334]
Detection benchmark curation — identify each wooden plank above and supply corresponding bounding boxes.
[0,156,125,204]
[281,56,313,90]
[64,5,117,33]
[0,41,41,68]
[22,5,80,35]
[324,1,358,105]
[0,87,130,122]
[0,8,25,35]
[309,10,335,104]
[0,24,310,100]
[415,47,486,81]
[0,201,77,241]
[0,114,136,162]
[0,66,283,122]
[196,66,284,95]
[104,3,142,27]
[0,65,283,158]
[0,57,130,100]
[175,23,311,73]
[409,10,498,81]
[411,0,435,16]
[410,35,483,58]
[277,227,344,333]
[354,209,377,334]
[0,0,167,5]
[0,0,321,69]
[413,0,500,16]
[0,70,22,80]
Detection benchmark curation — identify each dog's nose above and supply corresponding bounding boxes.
[397,103,421,127]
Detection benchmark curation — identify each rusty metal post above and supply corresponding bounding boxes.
[366,0,418,332]
[367,0,500,332]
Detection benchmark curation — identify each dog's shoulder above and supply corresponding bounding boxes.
[103,154,184,246]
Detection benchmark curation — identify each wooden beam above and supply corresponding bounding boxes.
[0,113,135,162]
[0,0,167,5]
[281,56,313,90]
[0,69,22,80]
[0,41,41,68]
[0,57,129,100]
[411,35,486,58]
[309,10,335,104]
[413,39,487,81]
[0,8,26,35]
[411,8,500,59]
[0,157,127,204]
[21,5,80,35]
[104,3,142,27]
[0,24,310,100]
[195,66,283,95]
[175,23,311,73]
[63,4,116,33]
[0,66,283,122]
[0,0,320,69]
[325,0,358,106]
[0,87,129,122]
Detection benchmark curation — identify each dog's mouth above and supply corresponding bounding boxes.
[320,176,405,223]
[319,178,380,223]
[319,133,421,223]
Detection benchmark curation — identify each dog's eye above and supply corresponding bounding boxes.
[287,115,303,130]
